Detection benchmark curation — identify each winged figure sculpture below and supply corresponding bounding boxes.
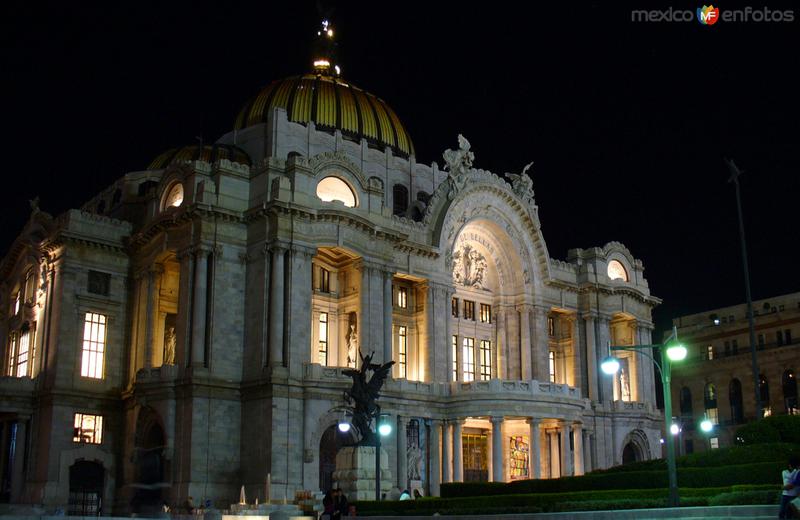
[342,350,395,446]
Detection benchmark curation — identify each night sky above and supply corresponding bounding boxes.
[3,2,798,334]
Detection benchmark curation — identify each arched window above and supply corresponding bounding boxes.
[679,387,693,421]
[704,383,718,424]
[729,379,744,424]
[392,184,408,216]
[759,374,771,417]
[316,176,356,207]
[607,260,629,282]
[163,182,184,209]
[783,370,798,415]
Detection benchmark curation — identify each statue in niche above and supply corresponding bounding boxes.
[619,367,631,401]
[507,161,535,206]
[164,327,176,365]
[452,243,488,289]
[443,135,474,199]
[407,444,422,481]
[346,323,358,368]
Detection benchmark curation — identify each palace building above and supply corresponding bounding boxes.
[0,22,662,514]
[669,292,800,453]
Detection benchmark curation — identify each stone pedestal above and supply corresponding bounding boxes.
[332,446,393,501]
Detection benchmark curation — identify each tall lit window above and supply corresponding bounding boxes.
[462,337,475,382]
[704,383,718,424]
[319,267,330,293]
[15,329,31,377]
[548,351,556,383]
[73,413,103,444]
[709,437,719,449]
[81,312,107,379]
[13,292,21,315]
[318,313,328,365]
[480,304,491,324]
[707,345,714,360]
[547,317,555,337]
[451,297,459,318]
[463,300,475,321]
[397,326,407,378]
[479,340,492,380]
[6,333,17,376]
[452,335,458,381]
[396,286,408,309]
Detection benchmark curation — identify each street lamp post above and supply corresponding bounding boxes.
[374,405,392,501]
[601,325,686,508]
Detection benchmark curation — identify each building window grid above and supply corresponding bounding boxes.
[397,326,407,378]
[462,337,475,382]
[396,286,408,309]
[707,345,714,360]
[15,329,31,377]
[73,413,103,444]
[451,297,459,318]
[547,317,555,337]
[548,351,556,383]
[81,312,106,379]
[451,335,458,381]
[318,312,328,365]
[463,300,475,321]
[319,268,330,293]
[479,303,491,324]
[479,340,492,380]
[6,332,18,376]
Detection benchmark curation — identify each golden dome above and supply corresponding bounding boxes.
[148,144,251,170]
[234,74,414,157]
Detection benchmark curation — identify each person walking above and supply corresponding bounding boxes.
[779,455,800,519]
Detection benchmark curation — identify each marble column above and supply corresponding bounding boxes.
[268,245,286,367]
[445,289,455,381]
[597,316,613,402]
[9,418,27,502]
[527,418,541,479]
[383,269,393,369]
[532,306,550,381]
[143,268,156,368]
[358,263,371,362]
[441,421,451,483]
[452,419,463,482]
[548,430,559,478]
[583,314,599,401]
[560,421,573,476]
[582,429,593,473]
[495,310,507,379]
[397,416,408,489]
[425,284,435,381]
[191,248,208,367]
[573,423,584,476]
[491,416,504,482]
[429,420,442,496]
[569,316,581,389]
[518,304,532,380]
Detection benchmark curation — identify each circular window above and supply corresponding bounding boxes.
[316,176,356,207]
[607,260,629,282]
[164,183,184,209]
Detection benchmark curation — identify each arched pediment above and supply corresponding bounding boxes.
[308,151,369,192]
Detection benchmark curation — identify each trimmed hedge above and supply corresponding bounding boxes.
[737,415,800,445]
[353,485,782,516]
[441,461,783,497]
[708,490,780,506]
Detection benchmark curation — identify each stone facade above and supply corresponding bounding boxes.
[669,292,800,453]
[0,76,662,513]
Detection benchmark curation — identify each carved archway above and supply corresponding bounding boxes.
[621,429,651,464]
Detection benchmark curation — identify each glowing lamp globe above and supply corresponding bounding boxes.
[601,357,620,375]
[378,422,392,437]
[700,419,713,432]
[337,422,351,433]
[666,343,688,362]
[670,423,680,435]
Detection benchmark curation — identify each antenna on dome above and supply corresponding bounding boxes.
[312,18,340,77]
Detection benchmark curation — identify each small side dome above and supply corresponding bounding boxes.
[148,144,251,170]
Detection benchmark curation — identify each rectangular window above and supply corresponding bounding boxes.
[462,337,475,382]
[81,312,107,379]
[731,339,738,354]
[73,413,103,444]
[707,407,719,424]
[452,335,458,381]
[723,341,730,356]
[13,292,21,315]
[479,340,492,381]
[319,267,330,293]
[706,345,714,360]
[548,351,556,383]
[397,326,407,378]
[709,437,719,449]
[785,329,792,345]
[396,286,408,309]
[777,330,784,346]
[464,300,475,321]
[548,317,555,337]
[15,329,31,377]
[87,270,111,296]
[318,313,328,365]
[757,334,765,349]
[480,303,491,324]
[6,333,17,377]
[451,297,459,318]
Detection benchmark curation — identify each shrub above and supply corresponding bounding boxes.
[736,415,800,445]
[708,490,780,506]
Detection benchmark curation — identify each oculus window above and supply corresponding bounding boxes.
[316,176,356,207]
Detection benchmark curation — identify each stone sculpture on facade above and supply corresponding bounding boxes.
[452,243,488,289]
[163,327,176,365]
[342,351,395,446]
[443,134,474,199]
[407,445,422,481]
[346,323,358,368]
[507,161,535,206]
